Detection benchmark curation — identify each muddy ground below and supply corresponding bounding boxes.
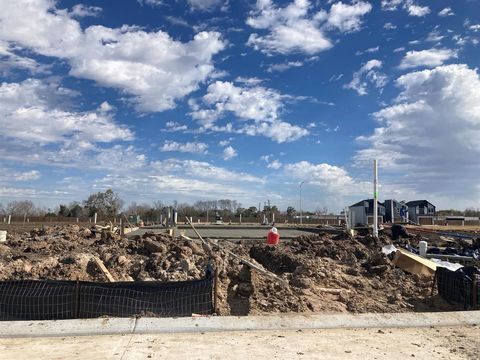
[0,225,463,315]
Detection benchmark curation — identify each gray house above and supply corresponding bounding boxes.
[348,199,385,227]
[406,200,436,225]
[384,199,408,223]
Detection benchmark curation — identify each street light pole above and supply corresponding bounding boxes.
[299,181,305,225]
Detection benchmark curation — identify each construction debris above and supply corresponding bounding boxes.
[0,224,464,315]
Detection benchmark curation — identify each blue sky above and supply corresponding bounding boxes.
[1,0,480,212]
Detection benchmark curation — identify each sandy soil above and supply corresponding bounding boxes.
[0,325,478,360]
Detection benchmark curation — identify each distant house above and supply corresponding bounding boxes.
[406,200,436,225]
[384,199,408,223]
[348,199,385,227]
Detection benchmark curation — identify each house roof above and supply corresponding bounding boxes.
[350,199,385,208]
[406,200,435,207]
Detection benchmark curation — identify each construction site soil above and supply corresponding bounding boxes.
[0,225,463,316]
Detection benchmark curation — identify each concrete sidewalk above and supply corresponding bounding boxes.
[0,325,478,359]
[1,311,479,338]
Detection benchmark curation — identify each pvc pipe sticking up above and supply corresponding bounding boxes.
[373,160,378,238]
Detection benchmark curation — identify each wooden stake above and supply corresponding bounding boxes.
[92,256,115,282]
[185,217,288,287]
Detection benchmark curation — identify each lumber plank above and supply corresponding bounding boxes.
[92,256,115,282]
[184,217,288,287]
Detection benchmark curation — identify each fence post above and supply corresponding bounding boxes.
[94,212,97,225]
[8,215,11,224]
[214,268,219,314]
[473,274,478,309]
[74,279,80,318]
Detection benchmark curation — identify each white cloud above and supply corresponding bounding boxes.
[284,161,364,195]
[407,4,430,17]
[345,59,388,95]
[163,121,188,132]
[325,1,372,33]
[187,0,224,11]
[267,61,303,72]
[381,1,430,17]
[267,160,282,169]
[70,4,102,17]
[160,141,208,154]
[398,48,457,69]
[218,138,232,146]
[355,64,480,202]
[438,7,454,17]
[0,170,41,182]
[0,40,46,74]
[222,146,237,160]
[355,46,379,56]
[190,80,309,143]
[151,159,264,183]
[246,0,371,55]
[0,0,225,112]
[0,79,133,144]
[384,22,397,30]
[426,29,444,42]
[470,25,480,32]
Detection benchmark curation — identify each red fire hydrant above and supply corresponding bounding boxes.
[266,227,280,245]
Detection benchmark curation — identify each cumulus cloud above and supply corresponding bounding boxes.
[283,161,368,195]
[267,160,282,169]
[398,48,457,69]
[345,59,388,95]
[246,0,371,55]
[438,7,454,17]
[0,40,46,74]
[69,4,102,17]
[355,64,480,202]
[0,78,142,173]
[381,0,430,17]
[222,146,237,160]
[0,79,133,144]
[0,0,225,112]
[190,80,309,143]
[407,4,430,17]
[160,141,208,154]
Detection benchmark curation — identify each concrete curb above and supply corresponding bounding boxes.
[1,311,479,338]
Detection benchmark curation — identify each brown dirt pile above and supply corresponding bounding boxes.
[0,226,459,315]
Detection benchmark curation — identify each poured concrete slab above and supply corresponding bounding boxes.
[128,225,315,240]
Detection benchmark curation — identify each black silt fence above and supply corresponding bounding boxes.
[0,270,214,321]
[435,266,480,310]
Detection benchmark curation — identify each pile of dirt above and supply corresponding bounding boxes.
[0,225,460,315]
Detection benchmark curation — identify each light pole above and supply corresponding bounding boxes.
[299,181,305,225]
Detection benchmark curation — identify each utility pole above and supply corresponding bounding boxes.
[299,181,305,225]
[373,160,378,238]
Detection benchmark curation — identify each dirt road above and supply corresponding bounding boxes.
[0,325,478,359]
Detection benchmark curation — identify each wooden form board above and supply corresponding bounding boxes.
[393,249,437,276]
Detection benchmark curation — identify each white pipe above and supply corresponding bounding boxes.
[373,160,378,238]
[391,200,394,224]
[299,181,305,225]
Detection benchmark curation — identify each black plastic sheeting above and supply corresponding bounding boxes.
[0,268,214,321]
[436,266,480,310]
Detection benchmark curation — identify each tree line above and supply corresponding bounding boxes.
[0,189,303,221]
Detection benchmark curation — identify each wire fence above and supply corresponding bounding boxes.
[0,269,214,321]
[436,266,480,310]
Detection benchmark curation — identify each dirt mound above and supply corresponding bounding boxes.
[0,226,460,315]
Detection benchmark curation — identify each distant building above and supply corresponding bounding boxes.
[348,199,385,227]
[406,200,436,225]
[384,199,408,223]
